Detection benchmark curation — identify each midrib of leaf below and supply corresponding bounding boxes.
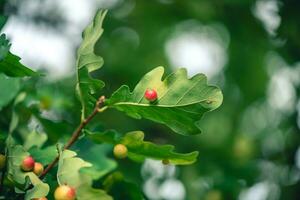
[112,99,215,108]
[76,69,85,120]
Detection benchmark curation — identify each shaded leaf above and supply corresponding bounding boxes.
[87,130,198,165]
[0,34,10,60]
[29,145,58,166]
[76,10,107,120]
[107,67,223,135]
[78,143,117,180]
[103,172,144,200]
[0,73,20,110]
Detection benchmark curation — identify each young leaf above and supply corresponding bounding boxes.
[87,130,199,165]
[57,148,113,200]
[0,34,39,77]
[23,130,47,150]
[25,173,50,200]
[57,149,92,187]
[76,10,107,120]
[107,67,223,136]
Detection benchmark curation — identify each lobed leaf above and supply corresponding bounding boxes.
[57,148,113,200]
[76,10,107,120]
[0,34,39,77]
[24,173,50,200]
[87,130,199,165]
[57,148,91,187]
[107,67,223,136]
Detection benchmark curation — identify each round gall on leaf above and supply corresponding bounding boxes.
[54,185,76,200]
[144,89,158,102]
[113,144,128,159]
[21,156,35,172]
[33,162,44,176]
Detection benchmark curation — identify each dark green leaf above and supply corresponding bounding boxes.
[78,144,117,180]
[29,145,58,166]
[0,73,20,110]
[0,52,39,77]
[0,34,10,60]
[103,172,144,200]
[107,67,223,135]
[0,34,39,77]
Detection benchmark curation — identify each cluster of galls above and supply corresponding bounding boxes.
[0,154,76,200]
[21,156,44,176]
[22,156,76,200]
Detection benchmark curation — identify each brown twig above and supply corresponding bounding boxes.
[40,96,106,179]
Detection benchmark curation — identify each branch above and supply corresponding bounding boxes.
[40,96,106,179]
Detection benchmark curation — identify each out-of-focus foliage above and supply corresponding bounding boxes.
[0,0,300,200]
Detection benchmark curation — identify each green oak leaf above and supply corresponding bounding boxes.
[25,173,50,200]
[0,73,20,110]
[76,10,107,120]
[107,66,223,135]
[0,16,7,31]
[29,145,58,166]
[0,52,39,77]
[6,140,49,199]
[57,148,91,187]
[57,148,113,200]
[87,130,199,165]
[0,34,10,60]
[0,34,39,77]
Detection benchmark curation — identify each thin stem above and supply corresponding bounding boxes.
[40,96,106,179]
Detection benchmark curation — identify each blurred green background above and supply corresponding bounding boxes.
[1,0,300,199]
